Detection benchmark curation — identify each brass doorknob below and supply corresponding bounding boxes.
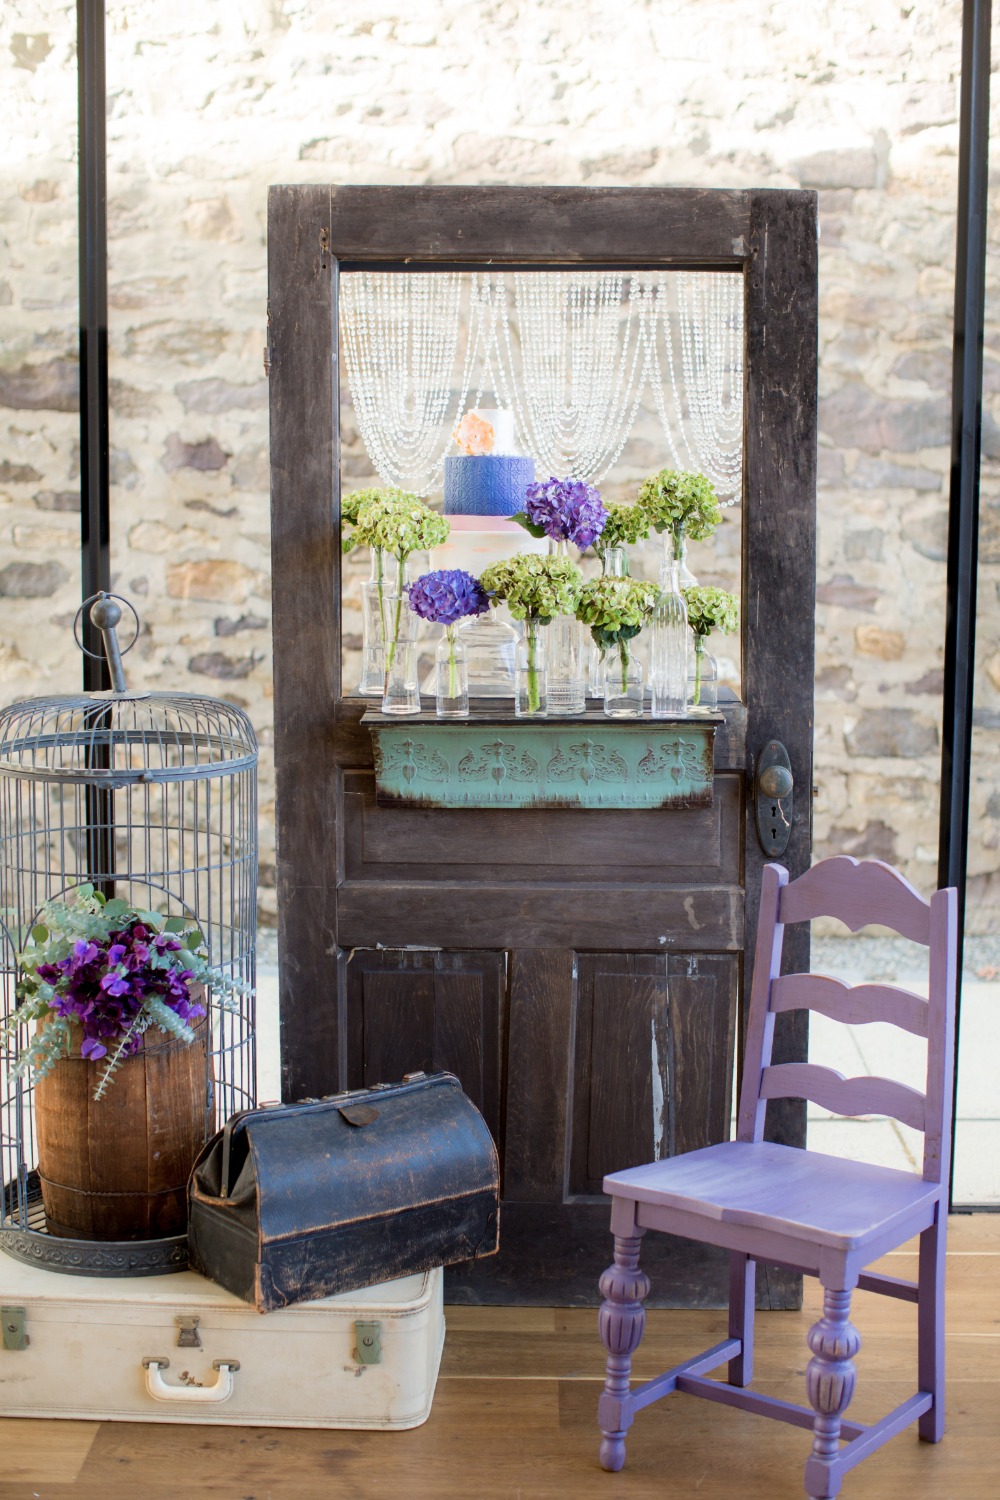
[759,763,794,800]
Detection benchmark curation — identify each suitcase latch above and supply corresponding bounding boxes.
[175,1315,202,1349]
[354,1321,381,1365]
[1,1307,26,1351]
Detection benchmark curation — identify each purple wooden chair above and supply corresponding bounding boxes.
[597,856,957,1500]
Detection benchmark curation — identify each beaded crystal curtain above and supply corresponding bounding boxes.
[340,271,743,499]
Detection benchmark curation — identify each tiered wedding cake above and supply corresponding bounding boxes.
[444,409,535,518]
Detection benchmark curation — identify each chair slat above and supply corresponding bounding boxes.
[779,856,931,944]
[759,1061,926,1131]
[770,974,929,1037]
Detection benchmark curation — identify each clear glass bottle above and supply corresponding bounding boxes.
[649,559,689,718]
[604,641,644,718]
[435,625,469,718]
[661,529,698,588]
[547,541,586,715]
[458,609,518,699]
[360,552,408,696]
[380,589,421,716]
[589,546,629,699]
[515,619,547,717]
[688,638,718,710]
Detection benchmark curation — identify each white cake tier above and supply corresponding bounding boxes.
[467,408,518,455]
[430,518,546,575]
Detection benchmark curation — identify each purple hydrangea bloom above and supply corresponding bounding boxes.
[524,477,608,550]
[406,569,490,626]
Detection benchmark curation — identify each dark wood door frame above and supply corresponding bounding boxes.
[267,186,817,1301]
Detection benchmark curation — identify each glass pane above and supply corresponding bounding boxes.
[337,268,744,704]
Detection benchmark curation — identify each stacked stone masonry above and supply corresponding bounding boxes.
[2,1,998,930]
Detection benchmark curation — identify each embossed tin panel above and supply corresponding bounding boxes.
[364,712,718,810]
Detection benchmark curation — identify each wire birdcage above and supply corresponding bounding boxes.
[0,593,257,1275]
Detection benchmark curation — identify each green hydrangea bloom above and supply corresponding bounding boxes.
[575,577,659,649]
[636,469,721,543]
[682,585,739,638]
[354,493,450,560]
[340,486,412,554]
[480,553,583,624]
[599,502,650,551]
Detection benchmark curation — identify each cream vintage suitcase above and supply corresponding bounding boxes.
[0,1256,444,1428]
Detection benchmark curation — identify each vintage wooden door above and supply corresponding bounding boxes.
[267,187,816,1306]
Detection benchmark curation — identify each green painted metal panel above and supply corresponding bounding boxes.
[363,712,718,810]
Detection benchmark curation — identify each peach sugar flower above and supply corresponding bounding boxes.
[452,411,495,456]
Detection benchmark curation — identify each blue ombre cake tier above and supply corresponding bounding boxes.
[444,455,535,518]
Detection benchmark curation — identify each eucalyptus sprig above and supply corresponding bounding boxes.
[636,469,721,555]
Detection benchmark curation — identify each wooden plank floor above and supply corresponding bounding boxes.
[0,1216,996,1500]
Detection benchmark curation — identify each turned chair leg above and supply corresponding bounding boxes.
[917,1212,947,1441]
[597,1230,650,1472]
[727,1252,756,1387]
[803,1285,861,1500]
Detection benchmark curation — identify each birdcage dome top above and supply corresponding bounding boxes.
[0,691,257,786]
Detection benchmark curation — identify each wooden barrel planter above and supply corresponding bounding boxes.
[34,1000,210,1241]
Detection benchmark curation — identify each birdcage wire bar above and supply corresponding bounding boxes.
[0,689,257,1276]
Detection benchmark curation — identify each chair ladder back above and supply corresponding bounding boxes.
[778,855,932,944]
[735,861,787,1142]
[738,857,957,1153]
[922,885,958,1185]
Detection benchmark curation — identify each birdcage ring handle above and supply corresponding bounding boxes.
[72,591,141,662]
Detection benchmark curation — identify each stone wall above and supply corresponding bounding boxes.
[2,0,998,929]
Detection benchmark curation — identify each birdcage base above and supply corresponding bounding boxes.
[1,1173,189,1276]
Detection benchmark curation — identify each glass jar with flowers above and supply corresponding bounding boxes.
[342,485,412,696]
[512,477,607,714]
[636,468,722,587]
[406,569,491,719]
[1,886,244,1240]
[587,502,650,695]
[350,492,451,714]
[480,552,583,718]
[576,576,660,719]
[682,585,739,710]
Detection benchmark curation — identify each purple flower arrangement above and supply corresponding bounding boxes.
[4,886,243,1100]
[516,477,608,551]
[406,569,490,626]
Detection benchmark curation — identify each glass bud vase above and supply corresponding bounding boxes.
[515,619,547,717]
[435,625,469,719]
[688,638,718,710]
[662,530,698,589]
[547,541,586,714]
[589,546,627,700]
[360,551,408,697]
[381,589,421,716]
[604,641,644,718]
[649,560,688,717]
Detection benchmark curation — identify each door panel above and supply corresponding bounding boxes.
[570,954,737,1196]
[345,949,505,1141]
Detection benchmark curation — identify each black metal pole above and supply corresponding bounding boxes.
[939,0,991,1205]
[78,0,111,693]
[77,0,115,898]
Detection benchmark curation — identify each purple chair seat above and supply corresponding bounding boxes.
[596,856,957,1500]
[605,1141,940,1258]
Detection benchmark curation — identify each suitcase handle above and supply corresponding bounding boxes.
[142,1356,239,1404]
